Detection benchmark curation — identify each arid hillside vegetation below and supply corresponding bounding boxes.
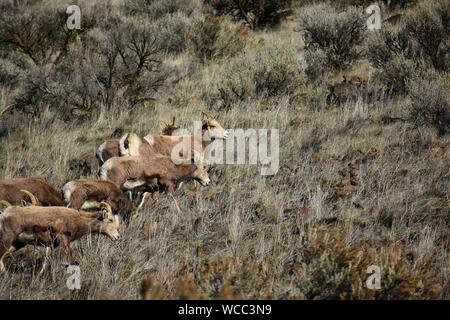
[0,0,449,299]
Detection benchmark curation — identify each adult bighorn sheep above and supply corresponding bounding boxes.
[0,178,64,206]
[100,154,210,195]
[0,185,39,207]
[120,112,229,160]
[96,112,228,164]
[63,179,138,220]
[96,117,182,165]
[0,202,120,273]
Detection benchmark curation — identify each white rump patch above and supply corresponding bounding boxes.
[123,179,146,190]
[81,200,102,211]
[62,181,76,204]
[119,133,130,156]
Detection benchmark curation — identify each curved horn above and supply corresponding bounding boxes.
[99,201,113,219]
[20,189,39,206]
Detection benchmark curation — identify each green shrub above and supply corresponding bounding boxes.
[302,4,366,70]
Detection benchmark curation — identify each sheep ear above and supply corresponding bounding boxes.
[202,111,214,121]
[159,118,169,127]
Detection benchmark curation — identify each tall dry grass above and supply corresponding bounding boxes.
[0,0,449,299]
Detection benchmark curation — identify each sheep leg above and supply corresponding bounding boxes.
[61,236,75,266]
[137,192,150,211]
[39,247,52,274]
[0,236,14,273]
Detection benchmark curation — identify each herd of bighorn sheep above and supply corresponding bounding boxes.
[0,112,229,273]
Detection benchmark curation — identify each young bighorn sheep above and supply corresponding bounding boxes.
[100,155,210,195]
[63,179,138,219]
[0,185,40,206]
[119,112,229,160]
[0,202,120,273]
[0,177,64,206]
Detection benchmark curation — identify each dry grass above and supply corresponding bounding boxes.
[0,0,449,299]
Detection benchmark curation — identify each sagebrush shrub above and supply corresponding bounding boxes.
[304,47,328,82]
[15,20,166,120]
[295,227,442,299]
[127,0,199,19]
[404,0,450,72]
[150,13,192,53]
[366,26,419,69]
[213,47,304,109]
[331,0,417,9]
[302,4,366,70]
[205,0,292,29]
[408,77,450,136]
[0,2,66,67]
[188,16,248,61]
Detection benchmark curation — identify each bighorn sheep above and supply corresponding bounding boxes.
[0,202,120,273]
[0,178,64,206]
[96,112,228,164]
[119,112,229,160]
[96,117,182,165]
[0,185,40,206]
[100,155,210,194]
[63,179,138,219]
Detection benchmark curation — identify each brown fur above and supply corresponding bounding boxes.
[63,179,136,219]
[97,139,120,165]
[0,203,120,272]
[120,112,229,161]
[97,117,187,165]
[100,155,210,194]
[0,178,63,206]
[0,185,39,206]
[69,152,100,177]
